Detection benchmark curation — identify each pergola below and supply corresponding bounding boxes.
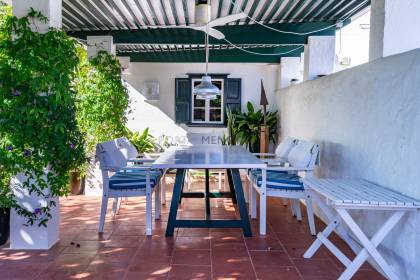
[62,0,370,63]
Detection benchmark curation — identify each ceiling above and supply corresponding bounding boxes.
[64,0,370,63]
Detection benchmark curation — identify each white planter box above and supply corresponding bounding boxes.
[10,173,59,250]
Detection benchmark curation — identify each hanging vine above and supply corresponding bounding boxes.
[0,9,85,226]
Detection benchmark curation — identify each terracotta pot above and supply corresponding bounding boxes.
[0,208,10,246]
[70,172,82,195]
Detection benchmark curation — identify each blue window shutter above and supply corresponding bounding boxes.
[175,78,191,124]
[225,78,242,115]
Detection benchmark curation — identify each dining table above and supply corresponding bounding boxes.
[152,145,266,237]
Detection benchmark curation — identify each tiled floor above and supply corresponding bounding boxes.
[0,179,386,280]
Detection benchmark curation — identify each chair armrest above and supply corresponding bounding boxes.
[253,153,276,158]
[101,165,153,172]
[266,166,313,172]
[128,158,155,163]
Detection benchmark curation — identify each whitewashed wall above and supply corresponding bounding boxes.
[123,62,279,144]
[277,48,420,279]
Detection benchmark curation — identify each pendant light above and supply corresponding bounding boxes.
[193,25,220,100]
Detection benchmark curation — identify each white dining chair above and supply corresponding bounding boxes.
[249,140,319,235]
[96,139,162,236]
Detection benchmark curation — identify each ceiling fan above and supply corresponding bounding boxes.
[161,0,247,40]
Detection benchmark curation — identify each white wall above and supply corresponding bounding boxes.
[370,0,420,61]
[277,48,420,279]
[123,62,279,144]
[335,11,370,71]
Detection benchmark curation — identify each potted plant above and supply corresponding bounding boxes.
[125,127,157,156]
[0,10,85,249]
[0,176,13,246]
[232,102,278,152]
[74,47,129,195]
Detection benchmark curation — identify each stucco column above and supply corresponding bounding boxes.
[11,0,62,250]
[279,57,302,88]
[13,0,62,33]
[87,36,116,59]
[369,0,420,61]
[303,36,335,81]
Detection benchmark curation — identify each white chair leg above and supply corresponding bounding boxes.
[218,172,222,191]
[292,199,302,221]
[259,192,267,235]
[112,198,120,216]
[305,193,316,235]
[290,199,296,217]
[187,171,191,191]
[161,175,166,205]
[250,184,257,219]
[146,188,153,236]
[244,176,249,203]
[155,183,161,220]
[259,169,267,235]
[99,195,108,233]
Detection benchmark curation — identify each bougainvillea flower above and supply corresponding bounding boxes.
[70,143,75,149]
[12,89,21,96]
[34,208,42,215]
[23,149,31,157]
[6,145,13,151]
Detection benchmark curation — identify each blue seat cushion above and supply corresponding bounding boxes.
[252,171,304,191]
[249,169,287,178]
[109,171,160,190]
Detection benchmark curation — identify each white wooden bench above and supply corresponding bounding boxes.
[303,178,420,280]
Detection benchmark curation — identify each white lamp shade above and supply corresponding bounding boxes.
[193,75,220,100]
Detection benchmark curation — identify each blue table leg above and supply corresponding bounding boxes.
[226,169,237,204]
[166,168,186,236]
[231,168,252,237]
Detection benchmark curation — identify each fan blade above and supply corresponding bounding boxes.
[191,26,225,40]
[207,28,225,40]
[208,12,247,27]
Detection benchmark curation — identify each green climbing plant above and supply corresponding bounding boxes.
[0,9,85,226]
[74,48,129,172]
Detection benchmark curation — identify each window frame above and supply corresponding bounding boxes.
[191,78,224,124]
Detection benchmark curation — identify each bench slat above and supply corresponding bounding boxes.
[304,178,420,209]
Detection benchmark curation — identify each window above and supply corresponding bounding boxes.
[191,79,224,124]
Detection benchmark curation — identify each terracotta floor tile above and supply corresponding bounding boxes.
[168,265,212,280]
[212,259,255,277]
[0,262,50,280]
[244,236,284,251]
[62,241,104,253]
[35,269,95,280]
[104,236,144,248]
[175,236,211,250]
[283,244,330,260]
[93,247,137,264]
[212,243,249,258]
[113,225,147,236]
[293,258,341,279]
[128,256,171,274]
[254,266,302,280]
[52,253,96,271]
[124,271,168,280]
[249,250,293,268]
[173,249,211,266]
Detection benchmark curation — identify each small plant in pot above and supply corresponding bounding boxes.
[0,7,85,248]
